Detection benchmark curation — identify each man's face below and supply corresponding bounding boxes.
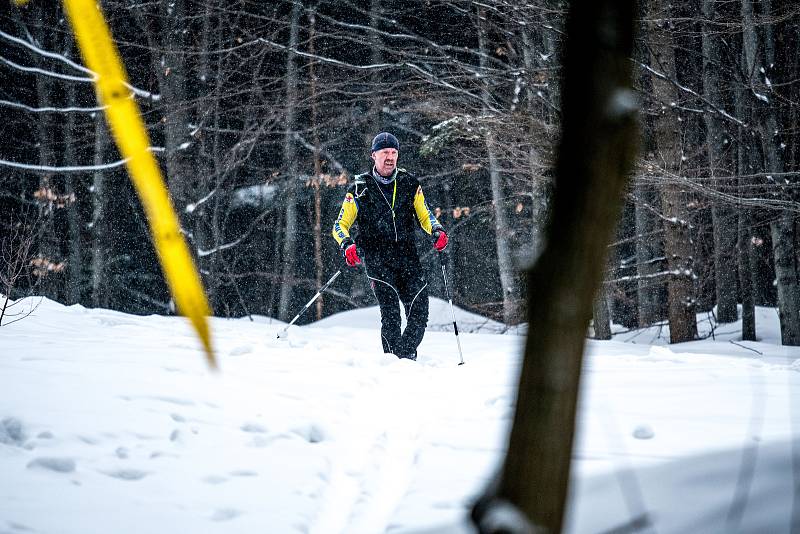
[371,148,398,177]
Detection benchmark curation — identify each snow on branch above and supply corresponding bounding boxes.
[0,29,159,100]
[197,237,245,258]
[0,55,94,83]
[0,28,94,75]
[185,188,218,214]
[637,61,747,128]
[293,133,346,174]
[0,99,105,114]
[0,147,165,173]
[257,38,491,111]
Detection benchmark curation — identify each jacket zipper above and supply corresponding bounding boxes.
[372,174,398,242]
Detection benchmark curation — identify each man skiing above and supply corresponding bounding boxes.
[332,132,448,360]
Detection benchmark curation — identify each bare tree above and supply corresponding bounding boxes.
[1,214,44,326]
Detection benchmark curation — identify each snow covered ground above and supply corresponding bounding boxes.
[1,296,799,533]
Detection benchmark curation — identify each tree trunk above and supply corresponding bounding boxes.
[649,1,698,343]
[702,0,738,323]
[64,57,83,305]
[159,0,194,212]
[478,7,520,325]
[472,1,638,531]
[635,184,663,326]
[91,116,110,309]
[592,281,612,340]
[34,2,59,300]
[309,7,325,321]
[521,26,552,264]
[735,43,756,341]
[634,10,663,328]
[278,1,302,322]
[742,0,800,345]
[770,217,800,345]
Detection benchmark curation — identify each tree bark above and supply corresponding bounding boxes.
[159,0,194,212]
[309,7,325,321]
[33,2,59,300]
[64,61,83,305]
[472,1,638,531]
[702,0,738,323]
[521,26,552,264]
[635,184,663,326]
[742,0,800,345]
[478,7,520,325]
[649,0,698,343]
[91,116,110,309]
[278,1,302,322]
[592,282,612,340]
[735,41,756,341]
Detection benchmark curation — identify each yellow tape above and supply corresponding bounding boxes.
[63,0,216,368]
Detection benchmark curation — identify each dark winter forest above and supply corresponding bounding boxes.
[1,0,799,346]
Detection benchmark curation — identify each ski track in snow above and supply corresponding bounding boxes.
[309,362,422,534]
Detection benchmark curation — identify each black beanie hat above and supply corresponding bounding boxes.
[371,132,400,153]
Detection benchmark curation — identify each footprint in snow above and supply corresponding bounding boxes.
[229,470,258,477]
[103,468,149,481]
[211,509,242,522]
[203,475,228,485]
[0,417,26,447]
[633,424,655,440]
[6,520,36,532]
[240,423,267,433]
[291,423,326,444]
[27,457,76,473]
[229,345,253,357]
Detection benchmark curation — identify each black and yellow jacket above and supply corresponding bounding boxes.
[332,168,442,257]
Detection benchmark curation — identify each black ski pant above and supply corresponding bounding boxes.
[365,253,429,360]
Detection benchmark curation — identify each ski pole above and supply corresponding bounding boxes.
[276,270,341,338]
[438,253,465,365]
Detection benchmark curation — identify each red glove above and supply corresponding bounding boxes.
[433,229,448,252]
[344,243,362,267]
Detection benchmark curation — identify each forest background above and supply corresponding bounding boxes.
[1,0,799,347]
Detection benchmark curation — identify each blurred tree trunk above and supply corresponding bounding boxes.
[478,7,520,325]
[471,0,638,531]
[702,0,738,323]
[649,0,698,343]
[278,2,302,322]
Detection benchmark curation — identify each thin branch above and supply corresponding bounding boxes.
[0,98,105,114]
